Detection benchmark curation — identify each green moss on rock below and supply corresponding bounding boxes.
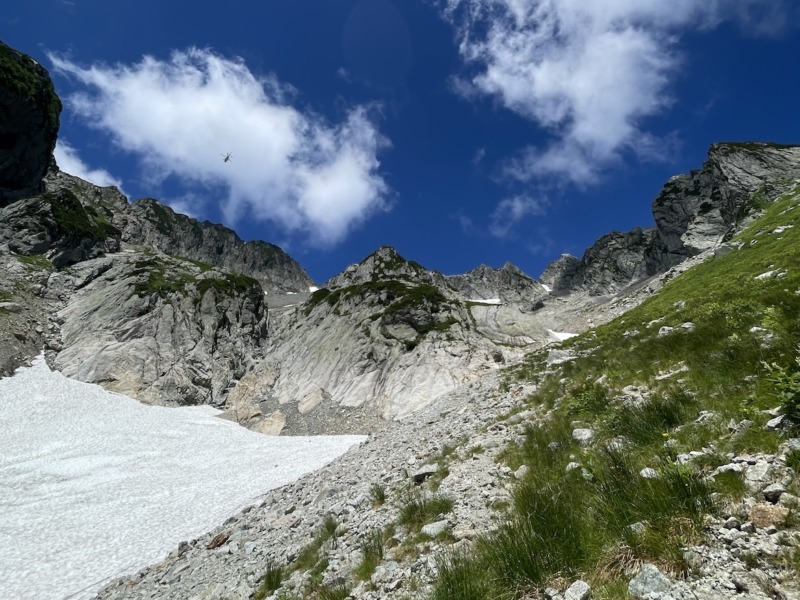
[48,189,120,244]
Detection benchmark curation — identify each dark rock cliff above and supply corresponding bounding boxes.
[119,198,314,294]
[0,40,61,206]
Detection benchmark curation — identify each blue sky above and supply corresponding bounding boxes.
[4,1,800,284]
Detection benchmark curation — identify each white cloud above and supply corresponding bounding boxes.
[54,139,126,193]
[440,0,790,185]
[49,48,390,247]
[490,194,546,237]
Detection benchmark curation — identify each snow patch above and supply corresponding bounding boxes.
[309,286,319,292]
[546,329,578,341]
[469,298,502,305]
[541,284,552,293]
[0,356,364,600]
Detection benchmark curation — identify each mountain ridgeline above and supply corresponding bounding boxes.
[2,39,800,431]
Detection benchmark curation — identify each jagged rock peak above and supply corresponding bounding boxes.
[541,141,800,297]
[654,141,800,255]
[0,41,62,206]
[539,253,583,295]
[446,261,547,305]
[326,246,430,289]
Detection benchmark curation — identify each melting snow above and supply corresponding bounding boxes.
[546,329,578,341]
[0,356,364,600]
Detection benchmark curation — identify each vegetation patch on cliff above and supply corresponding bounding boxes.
[48,189,120,244]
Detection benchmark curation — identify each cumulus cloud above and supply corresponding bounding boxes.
[54,139,126,193]
[49,48,390,247]
[440,0,790,185]
[490,194,546,237]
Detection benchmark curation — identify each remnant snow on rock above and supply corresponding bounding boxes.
[468,297,502,305]
[546,328,578,341]
[0,356,364,600]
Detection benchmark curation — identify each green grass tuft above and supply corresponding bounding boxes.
[354,528,384,581]
[252,560,284,600]
[398,491,454,532]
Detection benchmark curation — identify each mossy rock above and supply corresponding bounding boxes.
[0,41,62,205]
[48,189,121,245]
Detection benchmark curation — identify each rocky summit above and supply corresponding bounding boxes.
[2,40,800,600]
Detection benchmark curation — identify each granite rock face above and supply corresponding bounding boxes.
[221,247,553,434]
[653,142,800,255]
[542,142,800,296]
[0,41,61,206]
[0,187,121,268]
[0,171,274,407]
[49,251,268,406]
[446,262,548,307]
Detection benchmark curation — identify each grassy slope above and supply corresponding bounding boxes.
[431,185,800,599]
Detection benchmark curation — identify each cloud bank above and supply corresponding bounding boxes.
[49,48,390,247]
[440,0,790,186]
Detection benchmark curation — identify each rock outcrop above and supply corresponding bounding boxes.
[0,187,121,268]
[219,247,562,434]
[49,251,268,406]
[0,41,61,206]
[445,261,547,307]
[653,142,800,255]
[542,142,800,296]
[221,247,514,434]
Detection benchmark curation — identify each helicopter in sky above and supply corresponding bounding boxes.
[221,152,232,163]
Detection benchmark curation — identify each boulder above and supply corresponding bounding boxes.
[628,563,672,599]
[749,503,789,529]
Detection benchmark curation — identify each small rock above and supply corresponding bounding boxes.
[639,468,659,479]
[206,532,230,549]
[0,302,22,313]
[572,428,594,446]
[452,525,476,541]
[564,579,591,600]
[627,521,648,536]
[723,517,741,530]
[762,483,785,503]
[749,503,789,528]
[766,415,786,430]
[628,563,672,599]
[545,587,563,600]
[514,465,529,480]
[410,464,438,484]
[421,520,450,538]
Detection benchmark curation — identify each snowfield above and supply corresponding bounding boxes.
[0,356,365,600]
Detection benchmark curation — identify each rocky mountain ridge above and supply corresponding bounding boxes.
[542,142,800,296]
[3,38,800,432]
